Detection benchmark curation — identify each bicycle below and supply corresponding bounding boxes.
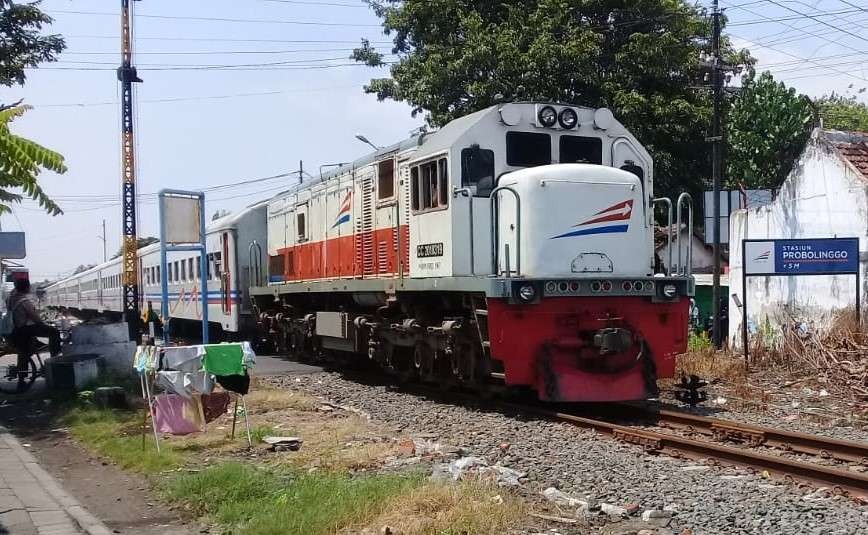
[0,337,50,394]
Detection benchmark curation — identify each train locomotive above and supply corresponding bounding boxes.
[251,102,694,402]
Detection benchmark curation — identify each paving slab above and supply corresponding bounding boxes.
[0,425,110,535]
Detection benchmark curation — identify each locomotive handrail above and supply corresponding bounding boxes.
[453,187,475,275]
[248,240,263,287]
[490,185,521,277]
[652,197,673,276]
[676,192,694,276]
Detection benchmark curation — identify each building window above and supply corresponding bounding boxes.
[559,135,603,165]
[411,157,448,213]
[377,159,395,200]
[461,146,495,197]
[506,131,551,167]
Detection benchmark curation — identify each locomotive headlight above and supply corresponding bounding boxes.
[662,284,677,298]
[558,107,578,129]
[517,283,537,302]
[538,106,557,127]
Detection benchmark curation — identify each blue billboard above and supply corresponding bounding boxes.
[743,238,860,276]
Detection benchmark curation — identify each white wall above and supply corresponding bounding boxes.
[728,134,868,347]
[658,231,716,274]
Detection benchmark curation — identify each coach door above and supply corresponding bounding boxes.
[220,232,232,315]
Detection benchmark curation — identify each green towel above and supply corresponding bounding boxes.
[201,344,245,376]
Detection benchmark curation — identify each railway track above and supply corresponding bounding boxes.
[506,401,868,502]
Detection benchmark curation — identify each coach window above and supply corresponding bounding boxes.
[560,135,603,165]
[377,159,395,201]
[188,258,194,281]
[174,261,180,282]
[461,146,495,197]
[506,131,551,167]
[214,252,223,278]
[181,259,187,282]
[156,266,161,284]
[411,157,448,213]
[196,257,201,280]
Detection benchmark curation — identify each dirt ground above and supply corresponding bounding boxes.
[0,393,192,535]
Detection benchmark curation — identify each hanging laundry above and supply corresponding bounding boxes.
[152,393,204,435]
[162,346,204,372]
[133,345,157,373]
[239,341,256,369]
[200,344,246,376]
[201,391,231,423]
[156,370,214,399]
[216,373,250,395]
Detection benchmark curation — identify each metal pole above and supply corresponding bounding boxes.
[119,0,142,343]
[711,0,724,349]
[159,195,170,344]
[742,242,749,367]
[199,193,209,344]
[102,219,107,263]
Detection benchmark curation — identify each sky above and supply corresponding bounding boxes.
[1,0,866,281]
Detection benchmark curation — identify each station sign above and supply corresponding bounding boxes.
[743,238,859,276]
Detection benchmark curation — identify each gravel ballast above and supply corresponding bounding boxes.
[263,371,868,535]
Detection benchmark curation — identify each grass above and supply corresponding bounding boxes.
[354,480,527,535]
[64,406,186,474]
[163,462,424,535]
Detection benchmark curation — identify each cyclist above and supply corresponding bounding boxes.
[6,279,61,378]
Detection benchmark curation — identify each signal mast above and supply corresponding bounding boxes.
[118,0,142,341]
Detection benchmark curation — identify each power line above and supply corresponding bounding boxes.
[32,62,387,72]
[61,46,390,56]
[761,0,868,43]
[727,7,864,26]
[66,35,391,44]
[257,0,368,6]
[31,84,359,108]
[48,9,381,28]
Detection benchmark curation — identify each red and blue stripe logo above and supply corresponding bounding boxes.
[551,199,633,239]
[332,191,352,229]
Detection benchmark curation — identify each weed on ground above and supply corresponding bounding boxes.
[164,462,424,535]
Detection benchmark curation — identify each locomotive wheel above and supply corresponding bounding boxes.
[413,343,435,380]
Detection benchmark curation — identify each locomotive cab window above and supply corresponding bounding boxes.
[506,131,551,167]
[461,146,495,197]
[560,135,603,165]
[377,159,395,201]
[411,157,448,213]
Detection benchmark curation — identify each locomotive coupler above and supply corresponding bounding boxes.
[593,328,633,355]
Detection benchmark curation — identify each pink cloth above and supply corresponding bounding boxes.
[152,393,204,435]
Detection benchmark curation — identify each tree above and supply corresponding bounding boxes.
[0,1,64,87]
[354,0,752,199]
[0,104,65,215]
[726,71,813,191]
[0,1,66,216]
[816,91,868,132]
[112,237,159,259]
[72,264,96,275]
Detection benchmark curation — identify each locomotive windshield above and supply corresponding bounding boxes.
[460,146,495,197]
[559,135,603,164]
[506,131,551,167]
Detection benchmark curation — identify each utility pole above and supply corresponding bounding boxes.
[98,219,107,263]
[710,0,724,349]
[298,160,303,184]
[118,0,142,342]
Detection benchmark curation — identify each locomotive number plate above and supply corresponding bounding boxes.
[417,242,444,258]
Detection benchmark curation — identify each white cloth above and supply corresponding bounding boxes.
[156,370,214,399]
[161,346,203,372]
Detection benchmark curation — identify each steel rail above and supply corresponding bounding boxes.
[504,402,868,502]
[630,406,868,464]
